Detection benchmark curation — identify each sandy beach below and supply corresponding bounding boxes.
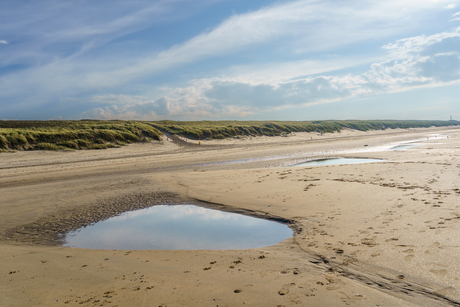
[2,126,460,307]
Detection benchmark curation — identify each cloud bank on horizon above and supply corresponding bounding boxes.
[1,0,460,121]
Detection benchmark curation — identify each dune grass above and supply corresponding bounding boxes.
[0,120,162,151]
[147,120,460,140]
[1,119,459,151]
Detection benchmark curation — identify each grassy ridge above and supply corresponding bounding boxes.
[1,119,459,151]
[148,120,460,140]
[0,120,162,151]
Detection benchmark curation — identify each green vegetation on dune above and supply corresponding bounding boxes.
[147,120,460,140]
[0,120,162,151]
[1,119,459,151]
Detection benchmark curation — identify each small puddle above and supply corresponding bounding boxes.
[391,143,424,151]
[63,205,292,250]
[294,158,384,167]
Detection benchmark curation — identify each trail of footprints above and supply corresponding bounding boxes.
[50,251,370,307]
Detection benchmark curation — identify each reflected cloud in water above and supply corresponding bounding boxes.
[294,158,384,167]
[64,205,292,250]
[391,143,424,151]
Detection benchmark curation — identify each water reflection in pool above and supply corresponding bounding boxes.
[391,143,423,151]
[64,205,292,250]
[295,158,384,167]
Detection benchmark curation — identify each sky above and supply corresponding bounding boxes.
[1,0,460,121]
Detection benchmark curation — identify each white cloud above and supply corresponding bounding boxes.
[382,26,460,58]
[206,54,386,86]
[447,4,457,9]
[117,0,458,78]
[80,26,460,120]
[91,94,147,105]
[81,87,254,120]
[82,96,172,119]
[174,28,460,117]
[452,11,460,19]
[0,40,7,44]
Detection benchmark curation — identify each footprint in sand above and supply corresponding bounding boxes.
[278,283,296,296]
[405,254,415,260]
[340,292,364,304]
[430,269,448,276]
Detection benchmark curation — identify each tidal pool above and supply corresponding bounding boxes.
[63,205,292,250]
[295,158,384,167]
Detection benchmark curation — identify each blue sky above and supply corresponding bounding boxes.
[1,0,460,121]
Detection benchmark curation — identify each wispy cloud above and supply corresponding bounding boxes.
[0,40,7,44]
[0,0,209,66]
[0,0,217,109]
[107,0,459,80]
[1,0,460,119]
[83,27,460,120]
[2,1,443,93]
[451,11,460,20]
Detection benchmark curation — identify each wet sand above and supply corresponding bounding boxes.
[1,127,460,306]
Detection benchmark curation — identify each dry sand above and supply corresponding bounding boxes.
[1,127,460,306]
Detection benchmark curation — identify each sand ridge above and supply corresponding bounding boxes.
[1,126,460,306]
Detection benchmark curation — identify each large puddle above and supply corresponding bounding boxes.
[63,205,292,250]
[294,157,384,167]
